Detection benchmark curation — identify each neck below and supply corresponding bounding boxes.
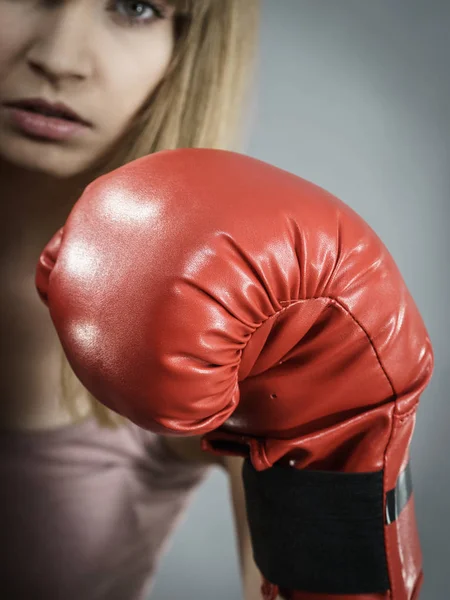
[0,158,94,267]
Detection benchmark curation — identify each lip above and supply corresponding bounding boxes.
[3,97,91,126]
[2,97,92,142]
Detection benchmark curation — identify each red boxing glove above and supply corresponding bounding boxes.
[36,149,433,600]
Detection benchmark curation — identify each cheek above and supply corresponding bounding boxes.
[100,26,174,131]
[0,8,30,73]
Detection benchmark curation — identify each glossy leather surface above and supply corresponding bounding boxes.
[36,148,434,599]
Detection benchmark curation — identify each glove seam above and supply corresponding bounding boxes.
[276,295,398,401]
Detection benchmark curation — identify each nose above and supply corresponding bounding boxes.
[27,4,93,85]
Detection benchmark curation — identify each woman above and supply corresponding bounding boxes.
[0,1,263,598]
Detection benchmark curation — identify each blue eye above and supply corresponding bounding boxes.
[110,0,164,24]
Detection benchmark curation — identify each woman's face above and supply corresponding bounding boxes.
[0,0,175,178]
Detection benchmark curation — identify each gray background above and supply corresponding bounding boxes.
[151,1,449,598]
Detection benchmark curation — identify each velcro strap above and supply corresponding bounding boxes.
[242,460,411,594]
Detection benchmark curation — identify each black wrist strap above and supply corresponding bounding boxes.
[242,459,412,594]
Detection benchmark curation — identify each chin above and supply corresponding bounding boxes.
[0,133,101,180]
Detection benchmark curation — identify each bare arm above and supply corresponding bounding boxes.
[222,455,272,600]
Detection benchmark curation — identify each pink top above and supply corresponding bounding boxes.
[0,417,210,599]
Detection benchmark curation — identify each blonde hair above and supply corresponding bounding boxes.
[60,0,261,427]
